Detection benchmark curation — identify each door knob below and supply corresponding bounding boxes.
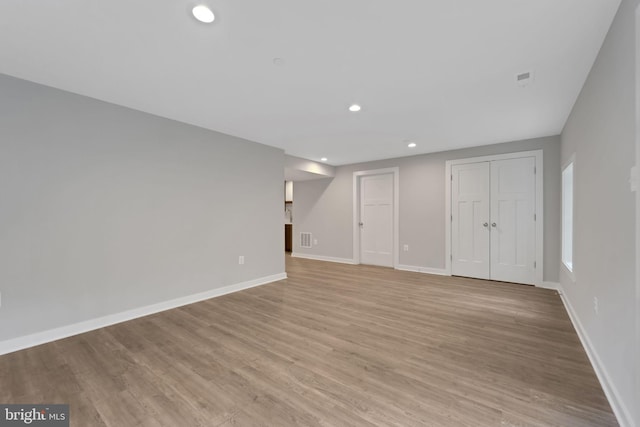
[359,222,364,227]
[483,222,488,227]
[491,223,497,227]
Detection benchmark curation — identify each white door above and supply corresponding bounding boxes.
[490,157,536,284]
[451,162,490,279]
[450,156,538,285]
[360,174,393,267]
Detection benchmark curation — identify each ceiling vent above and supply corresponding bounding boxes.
[516,71,534,87]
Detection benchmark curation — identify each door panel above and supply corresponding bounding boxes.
[490,157,536,284]
[360,174,393,267]
[451,162,490,279]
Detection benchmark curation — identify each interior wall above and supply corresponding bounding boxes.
[560,0,638,424]
[293,135,560,282]
[0,74,285,343]
[637,5,640,421]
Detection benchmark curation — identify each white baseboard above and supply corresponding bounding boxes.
[0,272,287,356]
[291,252,356,265]
[538,281,560,290]
[557,284,634,427]
[396,264,449,276]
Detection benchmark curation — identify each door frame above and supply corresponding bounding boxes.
[445,150,544,285]
[353,167,400,268]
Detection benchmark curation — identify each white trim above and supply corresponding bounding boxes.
[561,154,577,283]
[445,150,544,286]
[353,167,400,268]
[396,264,449,276]
[562,262,576,284]
[538,281,560,290]
[635,6,640,424]
[291,252,356,265]
[0,272,287,356]
[557,285,634,427]
[561,152,576,171]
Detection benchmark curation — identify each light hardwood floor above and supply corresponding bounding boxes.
[0,256,616,426]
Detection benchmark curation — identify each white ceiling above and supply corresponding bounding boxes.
[0,0,620,165]
[284,168,329,182]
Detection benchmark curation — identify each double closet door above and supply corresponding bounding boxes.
[451,156,537,285]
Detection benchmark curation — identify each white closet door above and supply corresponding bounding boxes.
[360,174,394,267]
[490,157,536,284]
[451,162,490,279]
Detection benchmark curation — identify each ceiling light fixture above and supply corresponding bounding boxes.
[192,5,215,23]
[407,142,417,148]
[348,104,361,112]
[321,157,328,162]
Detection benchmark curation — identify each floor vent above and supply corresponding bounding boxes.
[300,232,312,248]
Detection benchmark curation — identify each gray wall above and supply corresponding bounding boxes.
[560,0,638,424]
[0,74,285,342]
[294,135,561,282]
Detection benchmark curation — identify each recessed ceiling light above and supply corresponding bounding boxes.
[348,104,361,112]
[407,142,417,148]
[192,5,215,23]
[321,157,328,162]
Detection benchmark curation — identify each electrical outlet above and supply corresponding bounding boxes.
[403,244,409,252]
[313,239,318,245]
[593,297,599,315]
[238,256,245,265]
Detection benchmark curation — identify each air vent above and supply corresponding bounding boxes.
[515,71,534,87]
[300,232,312,248]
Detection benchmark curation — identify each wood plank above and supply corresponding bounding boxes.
[0,255,617,426]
